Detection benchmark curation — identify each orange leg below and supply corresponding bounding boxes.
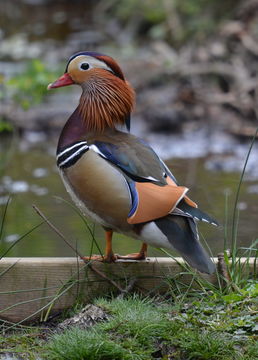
[116,243,148,260]
[82,229,117,263]
[104,229,117,262]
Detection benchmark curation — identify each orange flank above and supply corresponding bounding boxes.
[166,176,198,208]
[127,181,188,224]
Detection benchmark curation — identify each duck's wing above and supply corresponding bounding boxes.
[88,133,217,225]
[89,134,172,184]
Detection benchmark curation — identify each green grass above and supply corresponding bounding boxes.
[45,296,177,360]
[0,280,257,359]
[42,293,257,360]
[45,328,129,360]
[179,331,238,360]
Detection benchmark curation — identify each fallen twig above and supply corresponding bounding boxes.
[217,252,231,287]
[116,277,137,299]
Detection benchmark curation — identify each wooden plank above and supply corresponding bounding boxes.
[0,257,256,324]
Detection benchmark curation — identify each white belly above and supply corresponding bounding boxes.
[134,221,172,249]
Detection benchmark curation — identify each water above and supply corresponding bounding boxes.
[0,132,257,259]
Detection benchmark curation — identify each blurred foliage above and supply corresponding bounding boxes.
[7,59,62,110]
[0,73,13,134]
[0,119,13,133]
[104,0,242,44]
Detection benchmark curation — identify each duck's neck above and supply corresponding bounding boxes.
[57,75,135,152]
[57,107,88,152]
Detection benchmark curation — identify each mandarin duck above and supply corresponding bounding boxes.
[48,51,217,274]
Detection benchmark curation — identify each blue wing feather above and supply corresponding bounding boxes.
[127,181,139,217]
[92,140,162,182]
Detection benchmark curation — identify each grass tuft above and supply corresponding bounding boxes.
[179,330,238,360]
[45,296,179,360]
[46,328,129,360]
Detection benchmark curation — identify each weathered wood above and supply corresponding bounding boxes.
[0,257,256,324]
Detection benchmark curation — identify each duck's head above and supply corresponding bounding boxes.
[48,51,135,132]
[48,51,127,88]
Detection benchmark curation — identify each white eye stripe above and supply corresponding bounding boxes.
[72,55,113,73]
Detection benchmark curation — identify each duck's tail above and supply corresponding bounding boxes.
[155,215,215,274]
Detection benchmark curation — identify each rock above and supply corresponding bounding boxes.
[0,354,23,360]
[57,304,109,331]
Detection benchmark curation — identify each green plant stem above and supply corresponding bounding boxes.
[223,189,229,250]
[0,196,11,242]
[0,221,44,259]
[231,127,258,258]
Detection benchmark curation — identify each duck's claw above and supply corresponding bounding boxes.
[115,243,148,261]
[115,252,146,260]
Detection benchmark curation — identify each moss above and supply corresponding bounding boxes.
[0,328,45,359]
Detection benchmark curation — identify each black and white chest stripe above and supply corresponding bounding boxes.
[57,140,114,169]
[57,141,89,168]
